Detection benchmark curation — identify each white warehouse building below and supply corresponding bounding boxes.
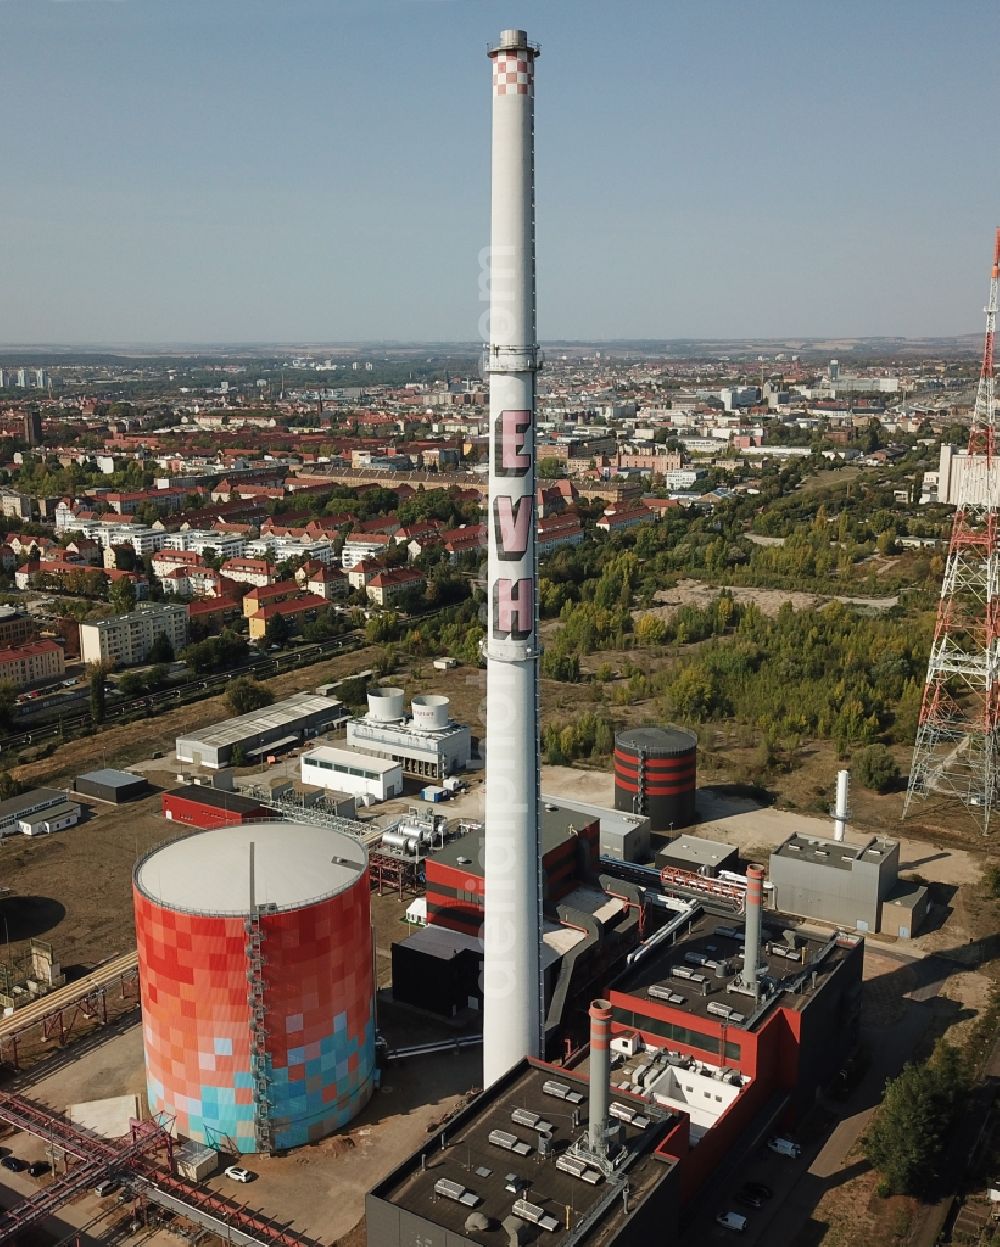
[300,745,403,803]
[346,688,472,780]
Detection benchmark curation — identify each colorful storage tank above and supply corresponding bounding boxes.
[614,726,697,831]
[133,822,375,1153]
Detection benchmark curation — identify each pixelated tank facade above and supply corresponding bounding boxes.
[133,845,375,1153]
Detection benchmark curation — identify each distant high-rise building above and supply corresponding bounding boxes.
[829,358,840,381]
[23,411,42,447]
[34,368,49,390]
[15,368,29,389]
[0,368,7,388]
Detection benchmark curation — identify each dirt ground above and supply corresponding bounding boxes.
[18,1014,480,1246]
[646,577,899,619]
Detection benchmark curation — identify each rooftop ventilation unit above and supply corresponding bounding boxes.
[542,1079,584,1105]
[609,1102,651,1129]
[434,1178,480,1207]
[511,1108,553,1132]
[488,1129,532,1157]
[555,1154,603,1185]
[512,1198,561,1232]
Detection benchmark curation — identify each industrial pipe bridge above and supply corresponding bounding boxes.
[0,1092,320,1247]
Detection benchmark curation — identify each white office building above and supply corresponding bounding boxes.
[160,529,248,560]
[300,745,403,802]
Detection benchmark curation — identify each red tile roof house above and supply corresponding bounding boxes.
[347,559,384,591]
[441,524,486,562]
[595,504,655,534]
[367,567,426,607]
[219,557,276,588]
[247,593,325,640]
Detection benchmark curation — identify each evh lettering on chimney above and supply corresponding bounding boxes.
[493,408,534,642]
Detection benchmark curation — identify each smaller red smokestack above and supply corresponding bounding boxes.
[588,999,612,1157]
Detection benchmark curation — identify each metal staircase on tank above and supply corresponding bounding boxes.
[245,902,277,1155]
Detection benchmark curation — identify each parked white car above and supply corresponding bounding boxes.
[224,1165,255,1183]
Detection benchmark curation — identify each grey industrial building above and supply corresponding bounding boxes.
[73,769,149,804]
[768,831,927,936]
[174,693,348,770]
[544,794,652,864]
[657,834,739,877]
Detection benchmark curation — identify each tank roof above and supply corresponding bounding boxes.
[615,726,697,754]
[134,822,367,916]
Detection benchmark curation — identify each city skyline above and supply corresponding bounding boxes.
[2,0,998,344]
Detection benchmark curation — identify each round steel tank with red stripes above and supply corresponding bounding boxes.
[613,726,697,831]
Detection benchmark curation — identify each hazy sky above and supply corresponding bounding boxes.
[2,0,998,345]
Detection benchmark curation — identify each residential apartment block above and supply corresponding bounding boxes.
[0,639,65,689]
[79,604,189,668]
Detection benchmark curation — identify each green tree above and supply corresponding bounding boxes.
[855,744,900,793]
[226,677,274,716]
[865,1042,968,1194]
[113,546,138,573]
[118,672,145,699]
[0,682,15,731]
[89,664,107,725]
[0,771,23,801]
[264,612,291,648]
[145,663,171,691]
[147,632,175,664]
[109,576,137,614]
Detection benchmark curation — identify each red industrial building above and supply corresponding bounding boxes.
[424,804,600,935]
[373,896,864,1244]
[606,905,863,1199]
[162,785,274,829]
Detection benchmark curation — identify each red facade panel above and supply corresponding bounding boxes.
[134,870,375,1153]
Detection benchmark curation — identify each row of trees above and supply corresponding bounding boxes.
[542,711,616,766]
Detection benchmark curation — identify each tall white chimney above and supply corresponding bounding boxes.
[832,769,849,842]
[738,866,765,998]
[588,999,612,1158]
[482,28,543,1087]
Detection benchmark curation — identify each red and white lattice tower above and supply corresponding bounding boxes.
[904,229,1000,833]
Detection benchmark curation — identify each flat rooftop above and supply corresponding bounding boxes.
[176,693,344,750]
[773,833,897,871]
[303,745,400,775]
[134,822,367,915]
[398,921,584,972]
[373,1060,678,1246]
[658,834,735,868]
[614,906,857,1029]
[166,785,269,815]
[431,802,598,874]
[76,768,145,790]
[542,794,648,841]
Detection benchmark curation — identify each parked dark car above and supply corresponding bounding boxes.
[742,1181,773,1201]
[735,1190,765,1210]
[1,1157,26,1172]
[27,1162,49,1177]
